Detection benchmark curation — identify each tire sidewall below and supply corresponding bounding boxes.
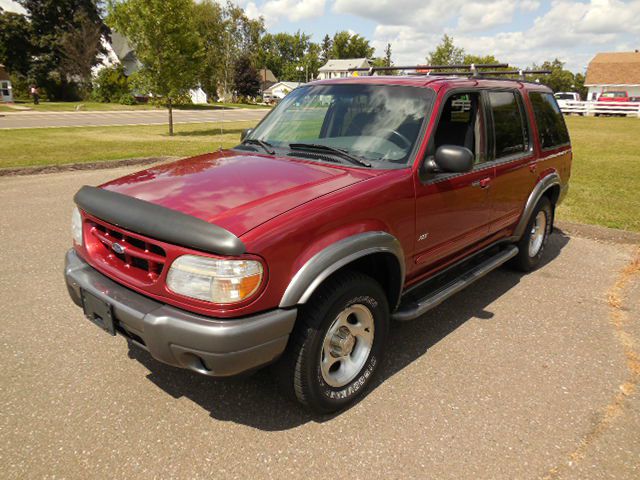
[523,198,552,268]
[304,279,388,411]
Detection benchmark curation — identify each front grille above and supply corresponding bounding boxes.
[86,218,166,283]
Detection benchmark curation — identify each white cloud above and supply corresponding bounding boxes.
[245,0,326,26]
[520,0,541,11]
[333,0,522,31]
[368,0,640,72]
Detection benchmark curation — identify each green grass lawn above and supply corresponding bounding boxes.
[0,121,256,168]
[0,115,638,232]
[556,116,640,232]
[1,101,269,112]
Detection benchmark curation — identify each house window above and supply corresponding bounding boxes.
[1,81,9,97]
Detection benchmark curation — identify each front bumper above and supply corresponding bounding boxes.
[64,249,297,377]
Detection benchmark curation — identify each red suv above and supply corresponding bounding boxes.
[65,74,571,413]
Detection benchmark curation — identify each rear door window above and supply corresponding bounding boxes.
[529,92,570,149]
[488,91,529,159]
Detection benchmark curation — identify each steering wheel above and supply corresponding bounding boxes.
[380,128,412,150]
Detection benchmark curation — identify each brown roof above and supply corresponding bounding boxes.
[585,51,640,85]
[0,64,10,81]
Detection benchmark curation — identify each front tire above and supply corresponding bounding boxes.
[511,196,553,272]
[276,271,389,413]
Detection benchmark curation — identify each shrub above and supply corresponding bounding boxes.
[118,93,137,105]
[91,65,130,103]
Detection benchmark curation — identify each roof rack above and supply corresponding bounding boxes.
[347,64,551,80]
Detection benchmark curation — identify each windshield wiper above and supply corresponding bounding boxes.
[242,138,275,155]
[289,143,371,168]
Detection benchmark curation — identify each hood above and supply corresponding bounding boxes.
[100,150,378,237]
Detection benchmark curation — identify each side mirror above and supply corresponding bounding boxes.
[240,128,253,142]
[429,145,474,173]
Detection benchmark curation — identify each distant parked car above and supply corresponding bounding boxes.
[597,91,631,102]
[595,90,638,116]
[554,92,582,115]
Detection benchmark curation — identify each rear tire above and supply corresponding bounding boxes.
[511,196,553,272]
[275,271,389,414]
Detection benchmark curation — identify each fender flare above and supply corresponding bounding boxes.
[279,231,405,308]
[512,172,561,240]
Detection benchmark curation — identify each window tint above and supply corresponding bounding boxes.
[488,91,528,159]
[434,92,485,164]
[529,92,570,149]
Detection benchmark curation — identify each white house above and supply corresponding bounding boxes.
[263,81,302,102]
[317,58,371,80]
[585,51,640,101]
[0,64,13,103]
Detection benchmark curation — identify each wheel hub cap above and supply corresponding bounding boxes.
[330,327,356,357]
[320,304,375,388]
[528,211,547,257]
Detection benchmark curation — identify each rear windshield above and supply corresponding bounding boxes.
[554,93,575,100]
[244,84,434,168]
[600,92,626,98]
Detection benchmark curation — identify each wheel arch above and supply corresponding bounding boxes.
[279,231,405,310]
[512,172,561,240]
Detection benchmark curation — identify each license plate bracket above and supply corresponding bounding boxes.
[81,290,116,336]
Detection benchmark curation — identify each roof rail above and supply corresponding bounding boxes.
[348,64,551,80]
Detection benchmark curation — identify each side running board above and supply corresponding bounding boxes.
[392,245,519,322]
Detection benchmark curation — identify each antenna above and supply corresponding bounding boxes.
[219,95,224,152]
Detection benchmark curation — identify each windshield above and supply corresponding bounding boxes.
[242,84,434,168]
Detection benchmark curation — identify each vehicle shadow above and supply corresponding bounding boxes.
[127,231,570,431]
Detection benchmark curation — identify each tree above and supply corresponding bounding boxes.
[60,9,103,95]
[320,34,332,63]
[384,43,392,67]
[331,31,374,59]
[233,54,259,98]
[0,9,32,77]
[529,59,576,93]
[107,0,203,135]
[258,31,312,81]
[427,34,464,66]
[573,72,587,100]
[193,0,225,99]
[218,1,264,98]
[463,53,501,66]
[18,0,107,100]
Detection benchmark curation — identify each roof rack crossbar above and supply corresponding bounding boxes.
[410,69,553,80]
[348,63,509,74]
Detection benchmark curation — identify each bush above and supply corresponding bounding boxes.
[118,93,137,105]
[91,65,130,103]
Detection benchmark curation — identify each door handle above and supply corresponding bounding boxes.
[472,177,492,189]
[529,162,537,173]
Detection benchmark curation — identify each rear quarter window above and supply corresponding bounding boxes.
[529,92,570,149]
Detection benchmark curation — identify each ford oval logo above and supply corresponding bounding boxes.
[112,242,125,254]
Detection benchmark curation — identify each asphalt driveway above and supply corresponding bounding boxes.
[1,167,638,479]
[0,108,268,129]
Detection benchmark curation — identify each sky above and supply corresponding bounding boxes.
[2,0,639,73]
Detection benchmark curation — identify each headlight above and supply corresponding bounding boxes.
[166,255,263,304]
[71,207,83,245]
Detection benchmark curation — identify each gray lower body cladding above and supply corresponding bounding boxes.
[64,249,297,377]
